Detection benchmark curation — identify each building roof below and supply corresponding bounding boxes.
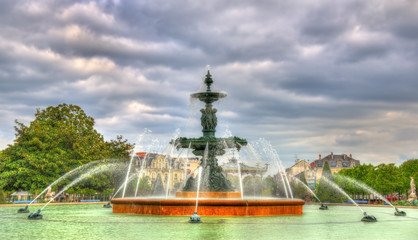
[311,153,360,168]
[136,152,199,168]
[11,191,33,196]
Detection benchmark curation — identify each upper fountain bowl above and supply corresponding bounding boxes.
[190,70,227,104]
[190,91,227,104]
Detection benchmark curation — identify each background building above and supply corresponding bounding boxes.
[286,152,361,189]
[135,152,200,193]
[311,152,360,180]
[286,159,316,189]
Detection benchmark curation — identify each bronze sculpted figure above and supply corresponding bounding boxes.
[200,107,217,130]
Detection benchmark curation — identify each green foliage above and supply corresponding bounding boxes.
[336,160,417,198]
[374,163,403,195]
[0,104,133,193]
[337,164,375,195]
[400,159,418,195]
[0,189,6,204]
[315,161,342,203]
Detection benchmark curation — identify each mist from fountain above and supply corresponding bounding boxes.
[183,142,192,187]
[274,149,293,199]
[122,131,147,198]
[335,175,391,206]
[335,175,406,216]
[135,138,158,197]
[165,147,183,199]
[28,159,110,206]
[321,177,364,213]
[223,140,244,199]
[291,176,322,203]
[113,173,138,199]
[252,139,291,198]
[135,153,147,197]
[41,163,118,210]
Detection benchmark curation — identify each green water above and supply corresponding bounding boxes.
[0,204,417,240]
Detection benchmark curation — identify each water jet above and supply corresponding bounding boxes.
[336,175,406,217]
[321,177,376,221]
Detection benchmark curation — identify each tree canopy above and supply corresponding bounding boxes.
[337,160,417,198]
[0,103,133,193]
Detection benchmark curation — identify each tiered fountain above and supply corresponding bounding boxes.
[111,71,305,216]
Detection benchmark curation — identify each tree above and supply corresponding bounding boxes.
[337,164,375,199]
[399,159,418,197]
[0,189,6,204]
[315,161,342,203]
[0,104,133,193]
[374,163,403,200]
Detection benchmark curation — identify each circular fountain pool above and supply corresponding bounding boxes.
[1,204,417,239]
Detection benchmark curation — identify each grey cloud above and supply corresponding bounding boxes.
[1,0,418,166]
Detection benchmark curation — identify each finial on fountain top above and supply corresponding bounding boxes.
[204,70,213,91]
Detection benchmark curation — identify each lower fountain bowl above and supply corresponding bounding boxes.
[111,197,305,216]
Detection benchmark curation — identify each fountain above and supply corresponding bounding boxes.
[111,70,305,216]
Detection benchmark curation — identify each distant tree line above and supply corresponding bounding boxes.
[313,159,418,203]
[335,159,418,200]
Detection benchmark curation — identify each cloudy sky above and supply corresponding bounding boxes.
[1,0,418,167]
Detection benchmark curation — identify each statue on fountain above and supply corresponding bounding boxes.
[173,70,247,192]
[408,177,417,203]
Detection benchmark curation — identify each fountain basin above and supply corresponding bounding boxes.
[111,198,304,216]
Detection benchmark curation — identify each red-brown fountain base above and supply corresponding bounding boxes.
[111,192,305,216]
